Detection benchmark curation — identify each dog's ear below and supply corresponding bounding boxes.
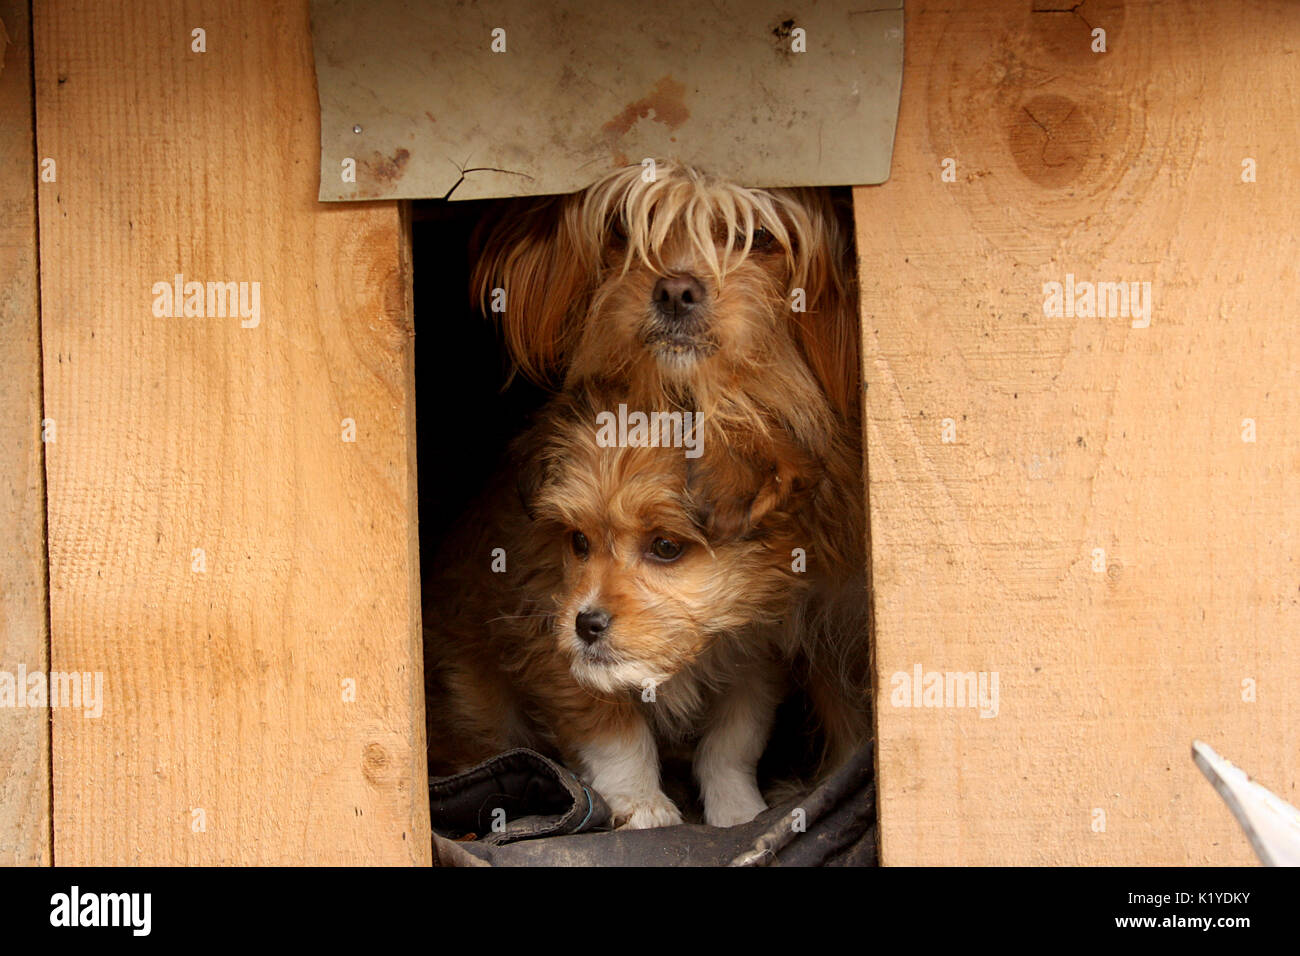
[471,195,594,388]
[509,407,563,520]
[513,438,560,522]
[510,391,591,520]
[687,431,820,540]
[783,188,861,420]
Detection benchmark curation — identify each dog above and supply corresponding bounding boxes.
[425,385,818,828]
[470,162,872,767]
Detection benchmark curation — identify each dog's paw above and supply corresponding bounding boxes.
[608,792,683,830]
[704,787,767,828]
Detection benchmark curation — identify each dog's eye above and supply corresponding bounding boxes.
[571,531,590,557]
[648,537,684,562]
[610,217,628,243]
[734,226,777,252]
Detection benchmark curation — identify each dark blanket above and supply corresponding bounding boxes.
[430,743,876,867]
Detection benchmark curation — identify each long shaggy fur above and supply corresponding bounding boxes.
[469,162,872,766]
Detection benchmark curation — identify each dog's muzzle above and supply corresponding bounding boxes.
[651,274,706,324]
[644,274,716,360]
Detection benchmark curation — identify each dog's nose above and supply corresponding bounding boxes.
[651,275,706,322]
[575,609,611,645]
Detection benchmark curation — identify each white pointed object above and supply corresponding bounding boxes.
[1193,740,1300,866]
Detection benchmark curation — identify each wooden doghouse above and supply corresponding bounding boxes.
[2,0,1297,866]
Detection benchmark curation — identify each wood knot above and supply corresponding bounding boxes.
[362,742,391,784]
[1008,94,1091,187]
[1105,558,1124,585]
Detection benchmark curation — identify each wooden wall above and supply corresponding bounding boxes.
[7,0,1296,867]
[31,0,429,864]
[0,0,51,867]
[859,0,1300,864]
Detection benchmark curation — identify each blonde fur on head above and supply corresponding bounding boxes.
[472,162,860,427]
[580,164,808,287]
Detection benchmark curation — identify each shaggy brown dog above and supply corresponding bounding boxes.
[469,162,871,766]
[425,386,817,828]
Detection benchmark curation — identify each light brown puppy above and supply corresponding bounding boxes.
[425,386,816,828]
[471,162,871,767]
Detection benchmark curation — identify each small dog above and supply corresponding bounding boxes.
[471,162,871,766]
[425,386,816,828]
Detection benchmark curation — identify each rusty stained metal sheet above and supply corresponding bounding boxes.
[311,0,903,201]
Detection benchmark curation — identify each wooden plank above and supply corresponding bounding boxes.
[0,0,52,867]
[859,0,1300,864]
[33,0,430,864]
